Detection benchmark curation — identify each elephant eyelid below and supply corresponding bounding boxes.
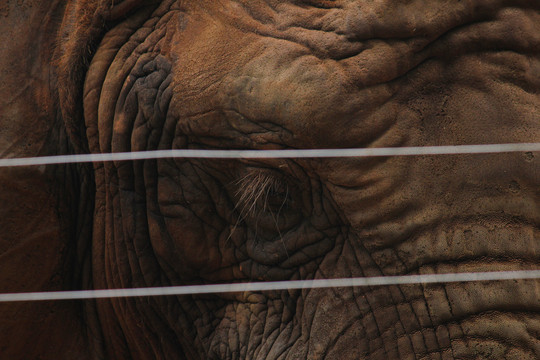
[108,0,160,21]
[297,0,339,9]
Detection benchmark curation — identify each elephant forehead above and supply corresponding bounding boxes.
[217,0,512,56]
[167,0,539,149]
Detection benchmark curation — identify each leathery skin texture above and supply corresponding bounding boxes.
[0,0,539,359]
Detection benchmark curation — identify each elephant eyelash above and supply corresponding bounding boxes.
[233,170,290,220]
[226,169,294,251]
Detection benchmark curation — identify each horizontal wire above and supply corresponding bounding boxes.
[1,143,540,167]
[1,270,539,302]
[1,145,539,302]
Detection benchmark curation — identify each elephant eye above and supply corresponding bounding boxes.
[231,168,302,234]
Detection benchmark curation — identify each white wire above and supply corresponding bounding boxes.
[1,143,540,167]
[1,270,539,302]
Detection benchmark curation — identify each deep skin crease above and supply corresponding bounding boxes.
[0,0,539,359]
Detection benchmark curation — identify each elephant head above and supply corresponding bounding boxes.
[0,0,539,359]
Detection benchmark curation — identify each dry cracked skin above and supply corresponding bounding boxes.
[0,0,539,359]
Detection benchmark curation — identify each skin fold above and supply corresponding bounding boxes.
[0,0,539,359]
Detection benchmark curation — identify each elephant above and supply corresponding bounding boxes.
[0,0,539,359]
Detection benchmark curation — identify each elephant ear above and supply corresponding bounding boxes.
[0,1,94,358]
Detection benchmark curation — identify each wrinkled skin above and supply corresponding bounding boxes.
[0,0,539,359]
